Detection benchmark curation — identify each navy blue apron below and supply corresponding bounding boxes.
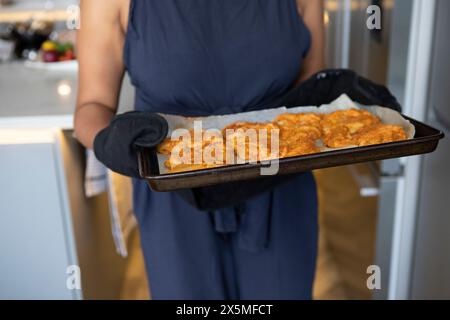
[124,0,318,299]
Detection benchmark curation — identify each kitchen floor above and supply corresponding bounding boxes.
[119,228,150,300]
[314,166,378,300]
[119,165,378,300]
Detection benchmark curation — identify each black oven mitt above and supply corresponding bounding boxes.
[277,68,401,111]
[93,111,168,178]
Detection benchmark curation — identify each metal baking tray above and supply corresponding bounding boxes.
[138,116,444,192]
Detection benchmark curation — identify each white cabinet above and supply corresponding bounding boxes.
[0,129,79,299]
[0,129,128,299]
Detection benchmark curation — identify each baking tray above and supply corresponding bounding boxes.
[138,116,444,192]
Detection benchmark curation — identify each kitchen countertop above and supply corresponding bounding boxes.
[0,61,134,129]
[0,0,76,12]
[0,0,77,23]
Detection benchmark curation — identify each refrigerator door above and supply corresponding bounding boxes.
[343,0,439,300]
[374,0,414,300]
[410,0,450,299]
[387,0,437,299]
[323,0,440,299]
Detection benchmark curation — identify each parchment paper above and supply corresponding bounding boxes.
[157,94,415,174]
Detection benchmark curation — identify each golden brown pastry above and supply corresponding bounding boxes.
[321,109,380,134]
[355,124,407,147]
[321,109,381,148]
[157,128,199,155]
[280,140,320,158]
[274,112,322,128]
[156,109,409,173]
[159,129,228,172]
[223,122,280,162]
[274,113,323,140]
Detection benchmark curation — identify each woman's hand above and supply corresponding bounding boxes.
[74,0,129,149]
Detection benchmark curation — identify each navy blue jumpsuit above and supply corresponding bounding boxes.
[124,0,318,299]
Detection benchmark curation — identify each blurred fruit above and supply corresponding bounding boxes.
[55,42,66,54]
[61,42,74,52]
[41,40,57,52]
[39,39,75,62]
[42,50,59,63]
[65,49,75,59]
[58,49,75,61]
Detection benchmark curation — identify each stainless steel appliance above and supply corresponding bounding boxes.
[324,0,448,299]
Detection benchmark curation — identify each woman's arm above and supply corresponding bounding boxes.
[74,0,127,149]
[296,0,326,83]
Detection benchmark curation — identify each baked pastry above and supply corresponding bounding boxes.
[223,122,280,162]
[355,124,407,147]
[321,109,381,148]
[274,113,322,140]
[156,109,409,173]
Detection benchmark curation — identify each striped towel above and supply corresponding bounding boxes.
[85,150,136,257]
[84,150,108,197]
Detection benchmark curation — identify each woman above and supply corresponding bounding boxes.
[75,0,325,299]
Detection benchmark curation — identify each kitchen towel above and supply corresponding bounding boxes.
[106,170,137,257]
[85,150,136,257]
[84,149,108,197]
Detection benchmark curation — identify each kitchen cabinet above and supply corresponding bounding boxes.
[0,62,135,299]
[0,129,79,299]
